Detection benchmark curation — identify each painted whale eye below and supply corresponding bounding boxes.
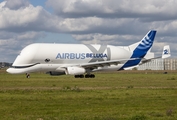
[45,58,50,62]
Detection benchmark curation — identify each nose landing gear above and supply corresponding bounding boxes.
[26,73,30,78]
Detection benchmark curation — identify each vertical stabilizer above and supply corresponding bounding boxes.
[120,30,156,70]
[129,30,156,58]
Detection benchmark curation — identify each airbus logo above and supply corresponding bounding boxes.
[56,53,108,59]
[56,45,111,61]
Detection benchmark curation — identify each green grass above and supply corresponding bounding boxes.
[1,69,177,119]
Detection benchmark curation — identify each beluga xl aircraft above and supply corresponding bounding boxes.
[7,30,171,78]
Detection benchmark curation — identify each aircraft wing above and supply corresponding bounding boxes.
[80,58,140,70]
[139,57,161,65]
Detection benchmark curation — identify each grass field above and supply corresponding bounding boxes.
[0,69,177,120]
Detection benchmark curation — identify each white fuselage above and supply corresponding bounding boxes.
[7,43,132,74]
[7,30,168,77]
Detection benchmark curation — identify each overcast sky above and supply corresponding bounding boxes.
[0,0,176,62]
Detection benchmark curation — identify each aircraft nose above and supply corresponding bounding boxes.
[6,68,12,74]
[6,68,16,74]
[6,67,26,74]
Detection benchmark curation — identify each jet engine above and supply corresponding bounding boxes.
[66,66,86,75]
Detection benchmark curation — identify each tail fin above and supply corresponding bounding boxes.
[162,45,171,58]
[129,30,156,58]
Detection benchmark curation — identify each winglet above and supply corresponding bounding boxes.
[162,45,171,58]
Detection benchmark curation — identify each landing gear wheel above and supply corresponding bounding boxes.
[80,74,84,78]
[26,73,30,78]
[85,74,95,78]
[74,75,84,78]
[74,74,95,78]
[90,74,95,78]
[85,74,90,78]
[74,75,79,78]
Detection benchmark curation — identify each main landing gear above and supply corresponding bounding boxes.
[74,74,95,78]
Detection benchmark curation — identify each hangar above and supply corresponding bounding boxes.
[138,59,177,70]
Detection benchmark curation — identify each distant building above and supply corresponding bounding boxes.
[1,62,4,68]
[164,59,177,70]
[0,62,12,68]
[138,58,177,70]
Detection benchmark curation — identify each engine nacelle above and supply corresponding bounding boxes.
[66,66,86,75]
[46,71,65,76]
